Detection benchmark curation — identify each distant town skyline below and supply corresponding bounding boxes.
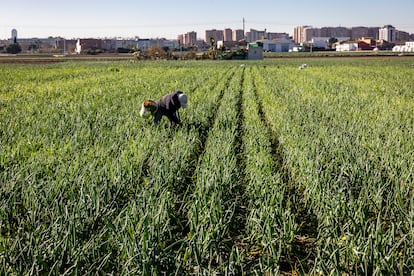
[1,0,414,40]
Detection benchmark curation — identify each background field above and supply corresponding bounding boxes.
[1,58,413,275]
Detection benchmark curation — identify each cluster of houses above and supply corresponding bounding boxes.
[0,36,181,55]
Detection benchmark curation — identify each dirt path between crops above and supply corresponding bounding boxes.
[0,59,65,64]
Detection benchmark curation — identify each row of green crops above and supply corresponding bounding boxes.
[185,66,243,274]
[242,66,299,273]
[1,58,413,274]
[255,59,414,274]
[107,65,236,274]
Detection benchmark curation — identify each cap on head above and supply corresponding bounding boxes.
[178,93,188,108]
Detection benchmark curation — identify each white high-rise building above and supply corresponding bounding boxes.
[379,25,396,42]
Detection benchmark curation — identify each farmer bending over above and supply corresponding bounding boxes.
[140,90,188,126]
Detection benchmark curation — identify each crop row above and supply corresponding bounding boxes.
[241,66,301,273]
[108,65,236,275]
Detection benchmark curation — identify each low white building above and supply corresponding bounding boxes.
[392,41,414,52]
[311,37,350,49]
[336,42,358,51]
[260,38,295,52]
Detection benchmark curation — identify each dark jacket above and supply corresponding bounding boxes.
[154,90,184,125]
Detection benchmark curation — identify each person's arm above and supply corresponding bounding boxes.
[169,112,181,125]
[153,110,162,125]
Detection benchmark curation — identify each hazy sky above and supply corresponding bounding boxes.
[1,0,414,40]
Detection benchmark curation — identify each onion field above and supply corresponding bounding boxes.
[1,58,413,275]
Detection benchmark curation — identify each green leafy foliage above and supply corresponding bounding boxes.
[0,58,413,274]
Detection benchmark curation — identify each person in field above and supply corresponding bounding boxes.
[140,90,188,126]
